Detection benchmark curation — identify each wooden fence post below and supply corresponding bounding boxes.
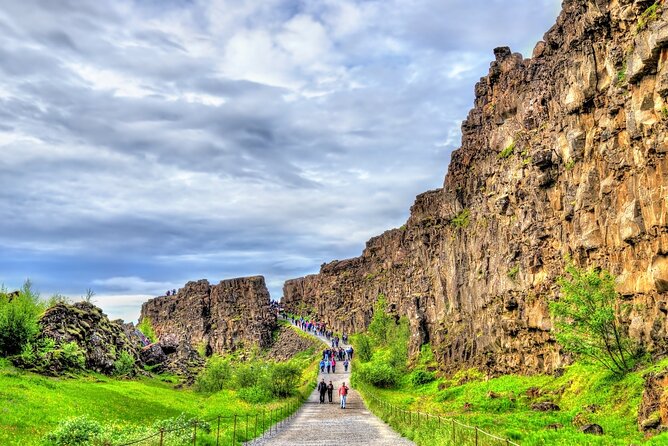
[216,415,221,446]
[159,428,164,446]
[192,421,197,446]
[232,414,237,445]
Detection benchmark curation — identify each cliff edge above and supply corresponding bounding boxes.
[283,0,668,376]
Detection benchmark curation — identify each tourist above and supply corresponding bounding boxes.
[339,382,349,409]
[326,359,331,373]
[331,357,336,373]
[327,381,334,403]
[320,359,325,373]
[318,379,327,403]
[343,359,349,372]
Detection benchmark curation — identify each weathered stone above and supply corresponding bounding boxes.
[140,343,167,367]
[531,402,560,412]
[36,302,141,375]
[580,424,604,435]
[140,276,277,356]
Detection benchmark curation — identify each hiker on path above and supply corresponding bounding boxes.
[318,379,327,404]
[320,359,325,373]
[331,358,336,373]
[327,381,334,403]
[343,359,349,372]
[339,382,349,409]
[326,359,331,373]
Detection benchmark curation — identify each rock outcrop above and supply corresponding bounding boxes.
[140,276,277,357]
[37,302,142,374]
[283,0,668,376]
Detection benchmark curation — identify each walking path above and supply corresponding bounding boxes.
[246,324,414,446]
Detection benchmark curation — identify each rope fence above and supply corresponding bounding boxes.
[361,390,520,446]
[112,398,303,446]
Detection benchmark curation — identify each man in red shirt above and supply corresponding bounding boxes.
[338,382,349,409]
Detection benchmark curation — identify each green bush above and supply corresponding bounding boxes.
[0,280,44,356]
[113,351,136,377]
[17,337,55,371]
[266,362,301,397]
[409,369,435,387]
[233,362,259,389]
[196,355,232,393]
[356,361,400,388]
[59,341,86,371]
[44,416,103,446]
[550,263,640,375]
[355,334,373,363]
[137,317,157,343]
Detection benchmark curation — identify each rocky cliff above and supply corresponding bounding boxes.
[140,276,276,356]
[283,0,668,376]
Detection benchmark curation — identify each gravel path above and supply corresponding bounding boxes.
[246,328,414,446]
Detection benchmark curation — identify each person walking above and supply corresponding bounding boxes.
[318,379,327,404]
[343,359,349,372]
[326,359,331,374]
[331,358,336,373]
[320,359,325,373]
[338,382,349,409]
[327,381,334,403]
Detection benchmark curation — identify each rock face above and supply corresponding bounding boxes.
[283,0,668,376]
[140,276,277,356]
[38,302,141,374]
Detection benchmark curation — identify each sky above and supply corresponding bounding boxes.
[0,0,561,322]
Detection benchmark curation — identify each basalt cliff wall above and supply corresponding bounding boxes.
[283,0,668,376]
[140,276,276,355]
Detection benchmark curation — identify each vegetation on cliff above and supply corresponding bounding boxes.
[350,265,668,445]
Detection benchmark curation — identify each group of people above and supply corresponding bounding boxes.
[165,289,177,296]
[317,379,350,408]
[319,356,349,373]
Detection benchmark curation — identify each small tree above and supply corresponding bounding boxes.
[550,263,638,375]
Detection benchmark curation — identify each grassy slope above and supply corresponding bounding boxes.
[356,358,668,445]
[0,326,321,446]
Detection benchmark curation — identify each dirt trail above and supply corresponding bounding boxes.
[247,326,414,446]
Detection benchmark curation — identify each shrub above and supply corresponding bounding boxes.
[356,361,400,388]
[0,280,43,356]
[17,337,56,371]
[45,416,103,446]
[137,317,157,343]
[368,294,394,346]
[196,355,232,393]
[550,263,640,375]
[409,369,436,387]
[233,363,259,389]
[355,334,373,363]
[113,350,136,377]
[60,341,86,371]
[266,362,301,397]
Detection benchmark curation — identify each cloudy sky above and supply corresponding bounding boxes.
[0,0,561,322]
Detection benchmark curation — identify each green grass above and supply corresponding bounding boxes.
[356,360,668,445]
[0,342,320,445]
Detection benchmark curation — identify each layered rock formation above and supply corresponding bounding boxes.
[283,0,668,376]
[140,276,276,356]
[37,302,142,374]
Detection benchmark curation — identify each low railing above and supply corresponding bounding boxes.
[112,399,302,446]
[361,389,520,446]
